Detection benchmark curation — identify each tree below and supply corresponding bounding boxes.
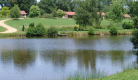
[38,0,57,13]
[0,6,10,17]
[8,0,37,13]
[29,5,40,18]
[74,7,91,30]
[10,5,20,18]
[108,0,125,22]
[56,9,65,18]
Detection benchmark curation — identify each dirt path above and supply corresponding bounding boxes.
[0,19,17,33]
[0,18,24,33]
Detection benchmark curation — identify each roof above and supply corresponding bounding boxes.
[97,12,105,16]
[20,10,27,15]
[65,12,76,16]
[123,14,130,18]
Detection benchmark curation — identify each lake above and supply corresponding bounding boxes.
[0,35,136,80]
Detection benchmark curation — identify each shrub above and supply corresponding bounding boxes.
[89,27,94,35]
[122,22,134,29]
[35,23,46,36]
[56,9,65,18]
[26,23,46,36]
[73,24,79,31]
[22,25,25,31]
[41,13,54,18]
[59,27,74,31]
[93,25,107,29]
[47,26,58,36]
[110,26,118,35]
[29,5,40,18]
[0,14,4,18]
[29,23,34,27]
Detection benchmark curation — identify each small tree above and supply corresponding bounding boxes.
[29,5,40,18]
[56,9,65,18]
[22,25,25,31]
[47,26,58,36]
[0,6,10,17]
[10,5,20,18]
[110,26,118,35]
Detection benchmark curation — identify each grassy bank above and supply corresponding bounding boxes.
[96,69,138,80]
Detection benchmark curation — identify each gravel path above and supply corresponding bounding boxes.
[0,19,17,33]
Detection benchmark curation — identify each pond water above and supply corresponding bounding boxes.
[0,35,137,80]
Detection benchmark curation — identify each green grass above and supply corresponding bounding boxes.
[5,18,76,32]
[96,69,138,80]
[0,26,7,32]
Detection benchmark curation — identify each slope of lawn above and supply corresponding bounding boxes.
[96,69,138,80]
[5,18,76,32]
[0,26,7,32]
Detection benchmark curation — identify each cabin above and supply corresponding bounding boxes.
[20,10,27,18]
[62,12,76,18]
[123,14,131,18]
[97,12,105,19]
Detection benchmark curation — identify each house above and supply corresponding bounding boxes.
[123,14,131,18]
[20,10,27,18]
[97,12,105,19]
[62,12,76,18]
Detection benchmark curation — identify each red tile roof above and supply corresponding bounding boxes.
[65,12,76,16]
[123,14,130,18]
[20,10,27,15]
[97,12,105,16]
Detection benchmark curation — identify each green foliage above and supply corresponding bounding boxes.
[108,0,125,22]
[0,14,4,18]
[38,0,57,13]
[93,25,107,29]
[10,5,20,18]
[74,7,90,29]
[0,6,10,17]
[29,23,34,27]
[122,22,134,29]
[53,10,57,17]
[89,27,94,35]
[110,26,118,35]
[73,24,79,31]
[47,26,58,36]
[26,23,46,36]
[56,9,65,18]
[41,13,54,18]
[40,9,45,16]
[22,25,25,31]
[29,5,40,18]
[59,27,74,31]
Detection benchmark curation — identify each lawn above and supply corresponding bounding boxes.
[96,69,138,80]
[3,18,133,34]
[0,26,7,32]
[5,18,76,32]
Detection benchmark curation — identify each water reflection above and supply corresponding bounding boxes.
[1,49,36,70]
[0,36,136,80]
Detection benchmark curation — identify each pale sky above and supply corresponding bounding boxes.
[37,0,40,3]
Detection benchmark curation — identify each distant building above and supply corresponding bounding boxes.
[62,12,76,18]
[123,14,131,18]
[20,10,27,18]
[97,12,105,19]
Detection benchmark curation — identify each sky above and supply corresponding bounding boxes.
[37,0,40,3]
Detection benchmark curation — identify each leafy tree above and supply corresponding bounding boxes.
[29,5,40,18]
[38,0,57,13]
[0,6,10,17]
[108,0,125,22]
[8,0,37,13]
[74,7,90,30]
[10,5,20,18]
[56,9,65,18]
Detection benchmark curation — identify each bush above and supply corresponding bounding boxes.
[41,13,54,18]
[22,25,25,31]
[29,23,34,27]
[26,23,46,36]
[122,22,134,29]
[93,25,107,29]
[47,26,58,36]
[73,24,79,31]
[89,27,94,35]
[59,27,74,31]
[10,5,20,18]
[110,26,118,35]
[29,5,40,18]
[56,9,65,18]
